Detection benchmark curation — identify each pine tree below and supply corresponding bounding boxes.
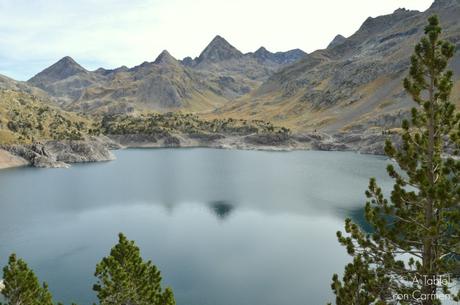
[330,15,460,305]
[93,233,176,305]
[0,253,54,305]
[159,288,176,305]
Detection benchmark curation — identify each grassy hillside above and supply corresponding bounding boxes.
[0,89,98,144]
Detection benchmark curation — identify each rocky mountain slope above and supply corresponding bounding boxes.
[27,36,306,114]
[182,36,306,99]
[212,0,460,132]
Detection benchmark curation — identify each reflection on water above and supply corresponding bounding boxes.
[208,200,235,220]
[0,148,393,305]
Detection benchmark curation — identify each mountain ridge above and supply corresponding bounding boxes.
[209,0,460,132]
[15,0,460,134]
[29,56,88,85]
[196,35,243,64]
[26,36,307,113]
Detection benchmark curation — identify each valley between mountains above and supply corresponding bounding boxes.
[0,0,459,168]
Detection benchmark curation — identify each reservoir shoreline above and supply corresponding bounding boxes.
[0,131,393,170]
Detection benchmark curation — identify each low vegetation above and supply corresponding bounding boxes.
[99,112,290,137]
[0,90,98,144]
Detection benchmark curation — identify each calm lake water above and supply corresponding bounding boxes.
[0,149,393,305]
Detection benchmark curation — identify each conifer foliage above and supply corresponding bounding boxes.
[0,233,175,305]
[330,16,460,305]
[0,254,54,305]
[93,233,176,305]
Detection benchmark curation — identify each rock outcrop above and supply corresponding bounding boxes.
[2,136,119,168]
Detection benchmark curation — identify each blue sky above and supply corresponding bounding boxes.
[0,0,433,80]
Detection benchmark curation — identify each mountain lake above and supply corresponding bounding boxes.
[0,148,395,305]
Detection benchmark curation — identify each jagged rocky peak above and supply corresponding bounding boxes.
[430,0,460,9]
[254,46,272,59]
[252,47,306,64]
[95,65,129,75]
[197,35,243,63]
[275,49,307,64]
[29,56,87,83]
[130,61,153,71]
[154,50,179,65]
[255,46,270,53]
[58,56,79,65]
[254,47,273,55]
[181,56,195,67]
[393,8,411,14]
[327,34,346,49]
[358,8,419,34]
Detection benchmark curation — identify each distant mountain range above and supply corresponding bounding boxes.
[1,0,460,134]
[27,36,306,114]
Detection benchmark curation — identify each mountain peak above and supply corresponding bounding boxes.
[181,56,195,67]
[154,50,178,65]
[255,46,270,54]
[429,0,460,9]
[197,35,243,63]
[52,56,86,72]
[393,8,410,14]
[209,35,231,46]
[327,34,346,49]
[28,56,87,83]
[95,65,129,75]
[252,47,306,65]
[359,8,418,34]
[59,56,78,65]
[253,46,273,61]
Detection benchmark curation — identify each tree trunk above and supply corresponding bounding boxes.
[422,65,436,305]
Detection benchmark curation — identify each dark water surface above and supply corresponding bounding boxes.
[0,149,392,305]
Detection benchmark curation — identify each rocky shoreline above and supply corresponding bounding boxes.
[0,136,120,169]
[0,131,394,170]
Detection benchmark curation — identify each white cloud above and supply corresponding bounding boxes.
[0,0,433,80]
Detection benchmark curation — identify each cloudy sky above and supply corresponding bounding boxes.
[0,0,433,80]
